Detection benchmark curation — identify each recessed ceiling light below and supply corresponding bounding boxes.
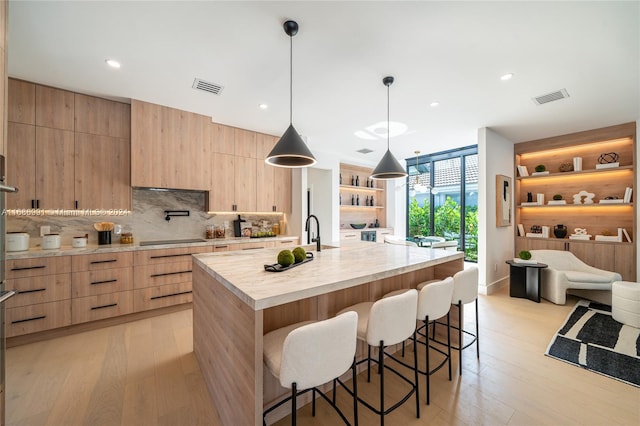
[105,59,121,69]
[430,101,440,107]
[500,73,514,81]
[259,104,268,110]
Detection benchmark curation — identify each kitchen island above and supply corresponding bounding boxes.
[192,242,464,425]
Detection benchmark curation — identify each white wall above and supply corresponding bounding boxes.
[307,167,333,245]
[478,128,515,294]
[388,179,407,238]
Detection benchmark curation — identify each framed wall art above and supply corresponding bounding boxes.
[496,174,512,227]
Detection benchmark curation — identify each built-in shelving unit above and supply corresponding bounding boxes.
[339,163,387,228]
[514,122,636,280]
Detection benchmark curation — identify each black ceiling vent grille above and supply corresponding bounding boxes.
[357,148,374,154]
[532,89,569,105]
[192,78,223,95]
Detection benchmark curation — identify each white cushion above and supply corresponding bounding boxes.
[416,279,440,290]
[564,271,614,283]
[452,266,479,305]
[418,277,454,320]
[263,321,314,380]
[338,302,374,340]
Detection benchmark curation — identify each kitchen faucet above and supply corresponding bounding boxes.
[304,214,321,252]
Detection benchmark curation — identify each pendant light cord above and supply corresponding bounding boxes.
[289,33,293,125]
[386,81,390,150]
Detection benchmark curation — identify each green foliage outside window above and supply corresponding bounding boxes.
[408,196,478,261]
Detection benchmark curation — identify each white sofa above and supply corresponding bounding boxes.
[529,250,622,305]
[383,235,418,246]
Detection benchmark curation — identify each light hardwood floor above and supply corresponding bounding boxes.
[6,286,639,426]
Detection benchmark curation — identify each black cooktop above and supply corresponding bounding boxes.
[139,238,207,246]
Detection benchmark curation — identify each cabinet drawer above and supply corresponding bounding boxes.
[340,232,359,240]
[212,245,230,252]
[71,291,134,324]
[134,261,192,289]
[72,251,133,272]
[6,256,71,279]
[133,282,192,312]
[6,274,71,308]
[72,267,133,298]
[133,246,210,265]
[7,300,71,337]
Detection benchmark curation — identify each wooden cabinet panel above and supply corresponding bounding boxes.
[8,79,35,125]
[133,282,192,312]
[71,267,133,297]
[35,126,75,209]
[256,160,275,212]
[7,256,71,279]
[256,132,276,159]
[274,167,292,213]
[71,291,134,324]
[74,94,130,138]
[234,156,256,211]
[131,100,210,190]
[614,244,636,281]
[72,251,133,272]
[133,246,210,266]
[74,133,131,209]
[234,128,256,158]
[6,300,71,337]
[6,122,35,208]
[211,122,234,155]
[212,244,230,252]
[568,241,615,271]
[35,85,74,131]
[210,153,235,211]
[6,274,71,308]
[134,261,193,289]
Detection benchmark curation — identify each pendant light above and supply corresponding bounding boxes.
[266,20,316,168]
[370,76,407,180]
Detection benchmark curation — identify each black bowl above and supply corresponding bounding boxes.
[350,223,366,229]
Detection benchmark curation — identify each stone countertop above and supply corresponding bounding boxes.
[193,241,464,311]
[5,236,300,260]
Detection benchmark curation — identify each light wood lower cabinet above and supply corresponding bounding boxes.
[6,300,72,338]
[134,261,193,288]
[6,274,71,308]
[71,291,134,324]
[72,267,133,298]
[133,282,193,312]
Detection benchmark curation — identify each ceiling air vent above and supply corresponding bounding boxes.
[532,88,569,105]
[192,78,223,95]
[357,148,374,154]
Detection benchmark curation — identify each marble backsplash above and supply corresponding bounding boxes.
[6,189,285,247]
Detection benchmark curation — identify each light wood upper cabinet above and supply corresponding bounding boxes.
[6,122,35,209]
[211,122,234,155]
[35,85,74,131]
[74,94,130,138]
[6,123,74,209]
[210,153,235,211]
[256,133,276,212]
[235,156,257,212]
[274,166,292,213]
[36,127,75,209]
[234,128,257,158]
[75,133,131,210]
[8,79,35,125]
[131,99,211,190]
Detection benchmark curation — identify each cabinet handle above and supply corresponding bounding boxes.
[90,259,117,264]
[31,200,35,209]
[75,200,78,209]
[150,270,192,278]
[90,279,118,285]
[149,253,192,259]
[12,315,46,324]
[150,290,192,300]
[242,247,264,250]
[11,265,46,271]
[18,288,46,294]
[91,303,118,310]
[215,245,228,249]
[36,200,40,209]
[280,240,293,244]
[272,205,276,212]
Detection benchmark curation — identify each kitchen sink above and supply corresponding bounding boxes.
[139,238,207,246]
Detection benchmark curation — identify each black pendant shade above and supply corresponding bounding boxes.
[370,76,407,180]
[371,148,408,179]
[265,20,317,168]
[266,124,316,167]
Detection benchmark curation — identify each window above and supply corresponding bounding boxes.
[407,145,478,261]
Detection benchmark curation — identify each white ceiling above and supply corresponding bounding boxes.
[8,1,639,167]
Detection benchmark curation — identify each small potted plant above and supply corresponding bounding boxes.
[534,164,546,172]
[518,250,532,260]
[553,194,563,200]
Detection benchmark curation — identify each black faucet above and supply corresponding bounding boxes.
[304,214,321,252]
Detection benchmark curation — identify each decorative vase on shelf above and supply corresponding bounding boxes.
[553,224,567,239]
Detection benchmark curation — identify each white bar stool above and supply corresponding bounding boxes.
[434,266,480,375]
[385,277,454,405]
[262,311,359,426]
[338,289,419,425]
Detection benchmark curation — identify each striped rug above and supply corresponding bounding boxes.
[545,300,640,387]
